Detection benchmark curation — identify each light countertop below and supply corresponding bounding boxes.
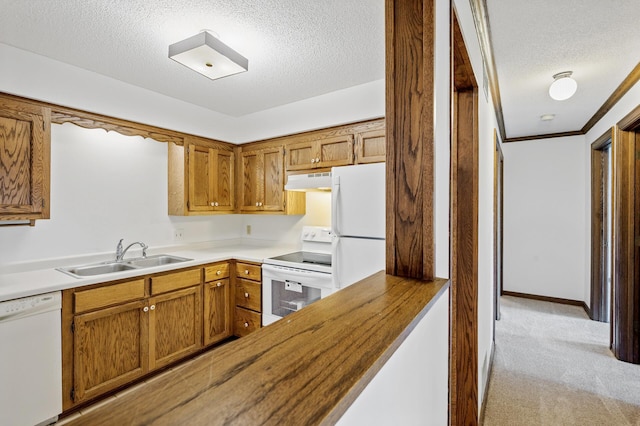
[0,239,297,302]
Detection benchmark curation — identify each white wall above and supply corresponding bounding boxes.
[0,124,334,266]
[502,135,587,301]
[336,288,450,426]
[0,43,238,142]
[0,43,385,144]
[0,124,244,266]
[234,80,385,143]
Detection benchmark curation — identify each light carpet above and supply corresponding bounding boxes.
[482,296,640,425]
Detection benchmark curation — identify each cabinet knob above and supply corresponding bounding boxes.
[214,202,219,206]
[143,306,149,312]
[150,305,156,310]
[259,202,263,206]
[244,322,249,328]
[316,157,320,163]
[217,282,222,287]
[255,202,259,207]
[210,202,214,207]
[245,270,249,274]
[216,270,222,275]
[244,292,249,298]
[311,158,316,164]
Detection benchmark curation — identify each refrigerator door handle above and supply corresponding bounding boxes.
[331,175,341,237]
[332,235,340,288]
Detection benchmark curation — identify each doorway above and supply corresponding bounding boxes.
[590,131,613,323]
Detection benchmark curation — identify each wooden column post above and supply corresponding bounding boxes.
[385,0,435,281]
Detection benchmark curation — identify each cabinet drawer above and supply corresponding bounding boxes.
[204,263,230,281]
[150,268,201,295]
[235,279,261,312]
[234,307,261,337]
[235,262,261,282]
[75,279,145,314]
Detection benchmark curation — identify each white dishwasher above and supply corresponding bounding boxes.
[0,291,62,426]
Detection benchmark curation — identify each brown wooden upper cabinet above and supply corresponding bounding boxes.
[355,128,386,164]
[168,138,235,215]
[0,97,51,223]
[285,135,354,171]
[239,146,284,212]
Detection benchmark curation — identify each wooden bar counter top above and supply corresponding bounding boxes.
[68,272,449,426]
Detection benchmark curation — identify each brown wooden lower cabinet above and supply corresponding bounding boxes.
[62,260,259,411]
[234,261,262,337]
[203,278,233,346]
[149,285,202,370]
[64,266,206,409]
[73,299,148,403]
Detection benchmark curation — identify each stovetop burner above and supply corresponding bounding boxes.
[268,251,331,267]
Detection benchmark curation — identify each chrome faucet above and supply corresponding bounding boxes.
[115,239,148,262]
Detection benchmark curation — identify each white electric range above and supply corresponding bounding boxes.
[262,226,335,325]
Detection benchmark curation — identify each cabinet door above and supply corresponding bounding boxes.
[355,129,386,164]
[149,286,202,370]
[203,278,232,346]
[213,149,235,211]
[0,98,50,221]
[187,144,214,212]
[285,140,316,171]
[261,147,285,211]
[317,135,354,168]
[73,300,148,403]
[239,150,262,212]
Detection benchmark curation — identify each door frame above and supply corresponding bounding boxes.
[590,130,613,322]
[611,104,640,363]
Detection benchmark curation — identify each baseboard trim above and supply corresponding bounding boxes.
[479,341,495,424]
[502,291,590,316]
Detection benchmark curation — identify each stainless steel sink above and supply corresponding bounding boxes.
[125,254,192,268]
[58,262,138,277]
[57,254,193,278]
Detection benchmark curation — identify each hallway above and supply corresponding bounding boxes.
[483,296,640,425]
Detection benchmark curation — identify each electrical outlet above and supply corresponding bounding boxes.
[174,228,184,240]
[246,225,251,235]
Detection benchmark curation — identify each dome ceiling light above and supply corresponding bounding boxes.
[169,31,248,81]
[548,71,577,101]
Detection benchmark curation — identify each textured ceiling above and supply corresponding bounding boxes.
[0,0,638,139]
[0,0,385,117]
[486,0,640,139]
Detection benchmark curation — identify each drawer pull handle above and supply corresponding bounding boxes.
[143,306,149,313]
[217,282,222,287]
[244,322,249,328]
[245,270,249,274]
[244,292,249,298]
[150,304,156,310]
[216,270,222,275]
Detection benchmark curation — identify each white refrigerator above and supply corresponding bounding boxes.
[331,162,386,288]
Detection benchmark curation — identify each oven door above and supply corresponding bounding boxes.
[262,264,334,326]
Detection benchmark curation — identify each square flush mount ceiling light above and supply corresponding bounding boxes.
[168,31,248,81]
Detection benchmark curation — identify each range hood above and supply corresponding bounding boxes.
[285,172,332,191]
